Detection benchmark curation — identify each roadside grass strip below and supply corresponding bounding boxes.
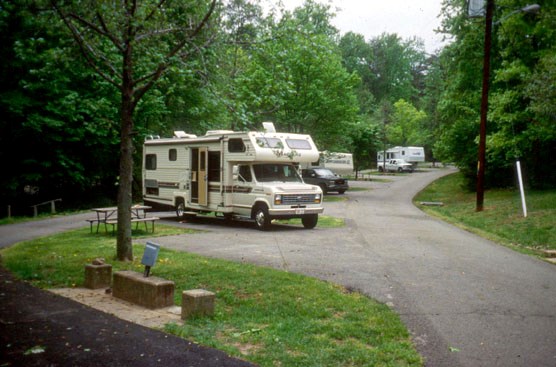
[415,172,556,254]
[1,226,422,366]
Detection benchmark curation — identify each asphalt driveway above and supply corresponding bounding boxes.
[145,168,556,367]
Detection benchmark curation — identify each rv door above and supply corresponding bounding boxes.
[198,147,208,206]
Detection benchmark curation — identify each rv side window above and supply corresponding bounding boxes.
[237,165,252,182]
[256,137,282,148]
[169,149,177,161]
[286,139,311,150]
[228,138,246,152]
[145,154,157,170]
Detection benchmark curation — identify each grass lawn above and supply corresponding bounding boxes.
[414,172,556,254]
[0,225,422,366]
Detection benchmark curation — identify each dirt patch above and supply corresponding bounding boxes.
[50,287,183,329]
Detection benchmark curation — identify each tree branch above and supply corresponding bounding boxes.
[50,0,121,90]
[135,27,186,42]
[131,0,217,107]
[96,11,124,52]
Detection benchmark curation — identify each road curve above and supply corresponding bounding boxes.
[149,168,556,367]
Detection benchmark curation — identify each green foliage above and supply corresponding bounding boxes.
[0,0,121,213]
[226,1,360,149]
[387,99,428,146]
[348,119,381,171]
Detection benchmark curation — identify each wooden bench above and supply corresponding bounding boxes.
[105,217,160,234]
[86,218,105,233]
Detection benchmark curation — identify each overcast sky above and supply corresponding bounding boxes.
[264,0,448,53]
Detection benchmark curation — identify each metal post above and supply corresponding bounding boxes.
[516,160,527,217]
[476,0,494,212]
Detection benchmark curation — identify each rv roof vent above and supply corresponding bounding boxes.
[174,131,197,139]
[145,135,160,140]
[262,122,276,133]
[205,130,234,136]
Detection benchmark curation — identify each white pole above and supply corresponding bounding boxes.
[516,160,527,217]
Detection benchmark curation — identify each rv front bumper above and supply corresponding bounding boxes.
[269,207,324,216]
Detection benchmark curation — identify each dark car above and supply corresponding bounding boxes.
[301,168,349,194]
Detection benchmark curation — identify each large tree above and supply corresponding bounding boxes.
[52,0,217,260]
[233,1,359,149]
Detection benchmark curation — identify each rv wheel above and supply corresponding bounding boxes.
[254,205,271,231]
[302,214,318,229]
[175,201,186,218]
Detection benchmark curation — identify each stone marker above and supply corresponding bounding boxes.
[182,289,215,319]
[84,262,112,289]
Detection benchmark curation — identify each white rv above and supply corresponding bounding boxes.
[142,123,324,230]
[377,146,425,167]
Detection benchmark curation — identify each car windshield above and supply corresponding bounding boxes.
[253,164,302,183]
[314,168,335,176]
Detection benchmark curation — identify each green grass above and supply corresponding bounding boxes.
[414,172,556,253]
[0,226,421,366]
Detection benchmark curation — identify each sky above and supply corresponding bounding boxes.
[265,0,449,53]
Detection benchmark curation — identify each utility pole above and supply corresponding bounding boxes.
[476,0,494,212]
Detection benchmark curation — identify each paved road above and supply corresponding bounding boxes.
[1,169,555,366]
[144,168,556,367]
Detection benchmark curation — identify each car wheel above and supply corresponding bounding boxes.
[378,166,384,172]
[254,205,271,231]
[338,190,346,194]
[398,167,403,173]
[319,184,328,195]
[302,214,318,229]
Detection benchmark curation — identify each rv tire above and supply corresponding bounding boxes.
[302,214,318,229]
[253,205,271,231]
[176,200,186,218]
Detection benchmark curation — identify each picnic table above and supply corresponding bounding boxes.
[87,205,159,233]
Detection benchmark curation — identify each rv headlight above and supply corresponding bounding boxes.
[314,193,321,204]
[274,194,282,205]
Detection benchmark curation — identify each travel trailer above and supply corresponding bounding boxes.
[142,123,324,230]
[301,151,354,175]
[377,146,425,167]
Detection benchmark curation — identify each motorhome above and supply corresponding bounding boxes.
[301,151,354,175]
[142,123,324,230]
[377,146,425,167]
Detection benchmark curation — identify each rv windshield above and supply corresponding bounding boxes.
[252,164,302,183]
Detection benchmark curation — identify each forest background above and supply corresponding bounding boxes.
[1,0,555,216]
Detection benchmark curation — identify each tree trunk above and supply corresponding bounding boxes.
[116,41,134,262]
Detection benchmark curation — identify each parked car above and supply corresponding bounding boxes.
[302,168,349,194]
[377,159,414,173]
